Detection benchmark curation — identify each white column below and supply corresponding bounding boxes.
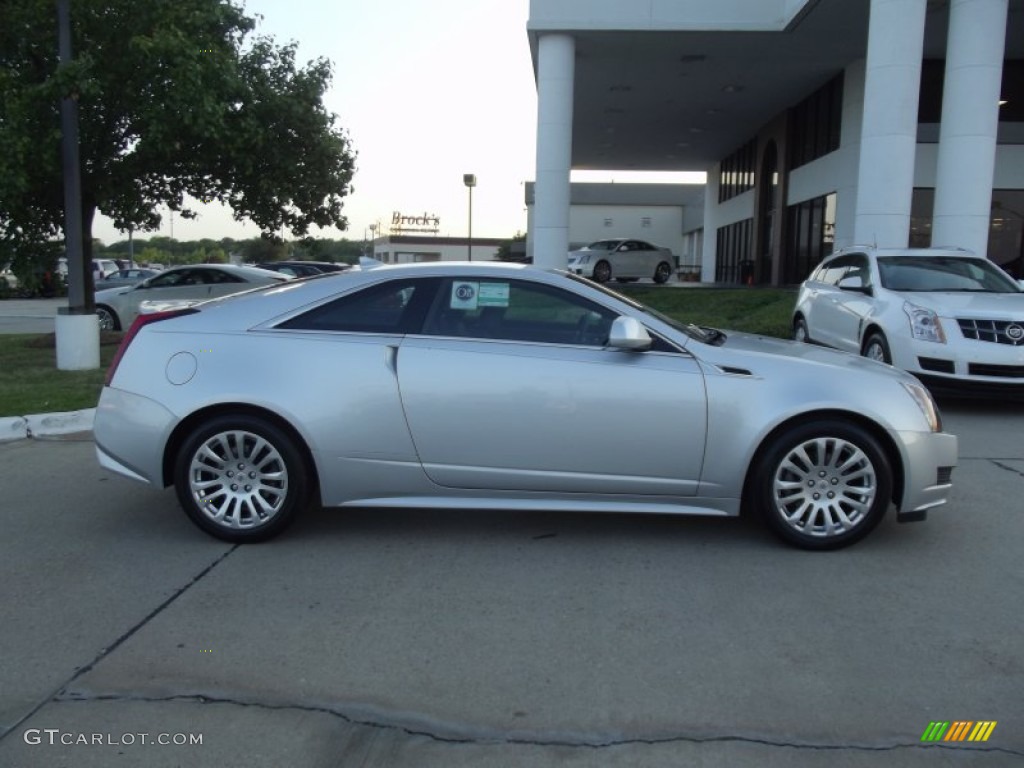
[931,0,1008,256]
[55,311,100,370]
[853,0,928,247]
[533,34,574,270]
[834,60,866,251]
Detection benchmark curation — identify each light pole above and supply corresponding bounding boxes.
[55,0,100,371]
[366,223,378,260]
[463,174,476,261]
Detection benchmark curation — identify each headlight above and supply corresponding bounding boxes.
[902,381,942,432]
[575,254,590,265]
[903,301,946,343]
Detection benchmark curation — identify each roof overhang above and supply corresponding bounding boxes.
[527,0,1024,172]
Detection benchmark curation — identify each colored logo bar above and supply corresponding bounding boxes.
[921,721,997,742]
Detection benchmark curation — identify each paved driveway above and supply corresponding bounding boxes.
[0,401,1021,767]
[0,299,64,335]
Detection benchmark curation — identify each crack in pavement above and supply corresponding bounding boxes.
[989,459,1024,479]
[0,544,240,742]
[47,691,1024,758]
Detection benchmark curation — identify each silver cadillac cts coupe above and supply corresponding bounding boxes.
[94,262,958,550]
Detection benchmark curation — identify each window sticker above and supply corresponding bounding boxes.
[451,281,478,310]
[478,283,510,308]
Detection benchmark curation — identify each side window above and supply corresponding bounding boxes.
[423,279,616,346]
[149,270,191,288]
[278,278,438,334]
[846,254,871,287]
[820,256,854,286]
[204,269,243,284]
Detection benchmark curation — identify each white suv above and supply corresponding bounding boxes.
[793,247,1024,393]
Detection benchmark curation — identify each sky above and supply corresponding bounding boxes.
[91,0,701,246]
[93,0,538,245]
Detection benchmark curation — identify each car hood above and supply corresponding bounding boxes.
[707,330,916,381]
[893,291,1024,317]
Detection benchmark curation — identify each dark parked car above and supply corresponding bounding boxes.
[256,260,351,277]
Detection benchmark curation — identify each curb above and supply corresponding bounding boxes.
[0,408,95,442]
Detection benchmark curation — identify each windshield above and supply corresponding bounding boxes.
[877,256,1021,293]
[563,272,721,343]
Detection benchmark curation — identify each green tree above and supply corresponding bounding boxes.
[495,232,527,262]
[0,0,356,309]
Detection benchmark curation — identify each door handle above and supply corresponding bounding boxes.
[385,345,398,374]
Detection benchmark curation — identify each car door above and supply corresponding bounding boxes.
[397,276,708,496]
[616,240,644,278]
[808,255,855,349]
[820,254,874,353]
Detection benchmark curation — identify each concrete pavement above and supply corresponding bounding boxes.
[0,298,63,335]
[0,401,1021,767]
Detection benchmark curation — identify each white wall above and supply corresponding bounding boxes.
[567,205,684,255]
[373,242,501,263]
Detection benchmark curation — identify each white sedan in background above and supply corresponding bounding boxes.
[94,264,289,331]
[793,247,1024,395]
[567,239,676,284]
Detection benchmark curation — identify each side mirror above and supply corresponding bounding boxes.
[608,316,652,351]
[1018,279,1024,290]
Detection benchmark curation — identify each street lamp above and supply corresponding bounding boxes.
[463,174,476,261]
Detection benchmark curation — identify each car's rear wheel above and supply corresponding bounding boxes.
[174,415,311,543]
[862,332,892,364]
[752,420,892,550]
[793,316,809,343]
[593,260,612,283]
[653,261,672,284]
[96,305,120,332]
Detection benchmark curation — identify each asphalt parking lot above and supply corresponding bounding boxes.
[1,405,1022,767]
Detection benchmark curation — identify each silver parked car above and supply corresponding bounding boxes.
[94,263,289,331]
[94,262,957,550]
[568,239,675,284]
[95,267,159,290]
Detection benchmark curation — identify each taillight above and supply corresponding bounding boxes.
[104,308,198,386]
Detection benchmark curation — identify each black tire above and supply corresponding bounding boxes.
[751,420,892,550]
[173,414,311,543]
[592,260,612,283]
[653,261,672,284]
[96,304,121,332]
[862,331,892,364]
[793,315,809,343]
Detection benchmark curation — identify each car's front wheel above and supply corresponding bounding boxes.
[173,414,311,543]
[862,331,892,364]
[752,420,892,550]
[592,260,612,283]
[653,261,672,284]
[96,305,120,332]
[793,315,809,343]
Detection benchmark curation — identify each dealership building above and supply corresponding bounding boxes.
[526,0,1024,284]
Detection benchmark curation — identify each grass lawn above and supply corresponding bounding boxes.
[0,333,120,417]
[618,285,797,339]
[0,287,797,416]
